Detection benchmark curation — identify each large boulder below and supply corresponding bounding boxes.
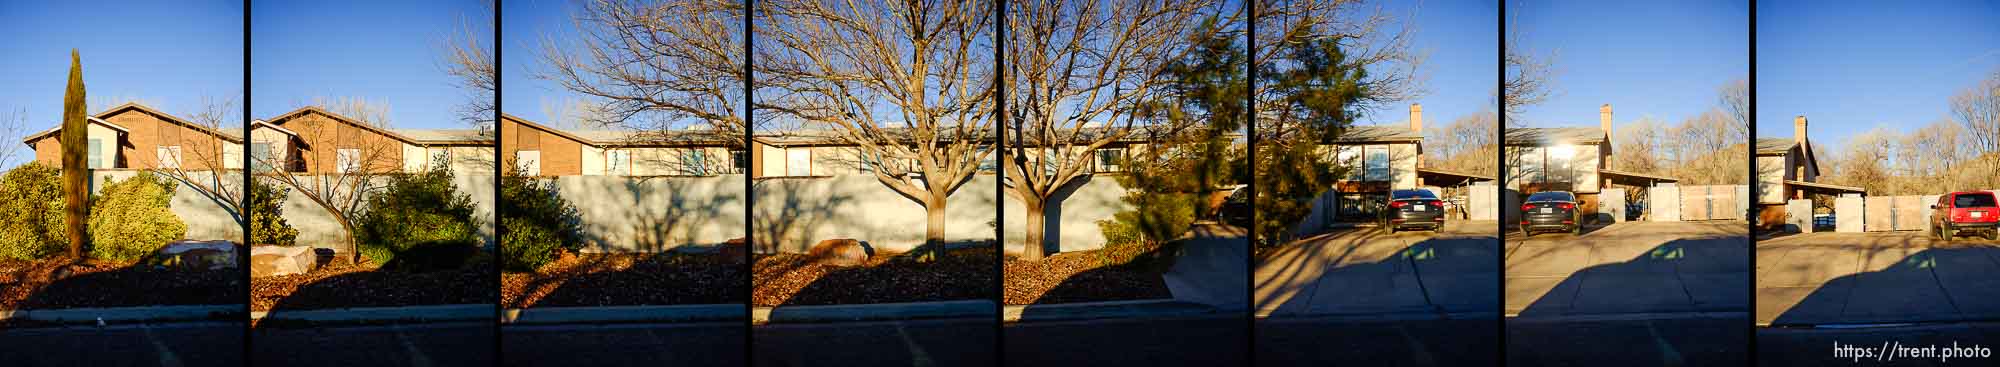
[147,240,240,271]
[251,245,319,277]
[807,239,871,267]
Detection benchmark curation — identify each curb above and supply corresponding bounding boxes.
[251,304,491,324]
[1257,310,1502,323]
[502,304,745,324]
[1002,299,1216,323]
[753,300,994,325]
[0,304,243,323]
[1505,311,1750,324]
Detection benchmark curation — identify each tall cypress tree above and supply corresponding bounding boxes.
[61,49,88,259]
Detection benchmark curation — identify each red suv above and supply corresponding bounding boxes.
[1932,191,1999,241]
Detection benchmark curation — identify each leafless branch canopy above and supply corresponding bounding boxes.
[541,0,747,145]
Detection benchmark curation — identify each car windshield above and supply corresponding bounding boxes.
[1392,190,1437,200]
[1954,193,1997,208]
[1526,192,1574,202]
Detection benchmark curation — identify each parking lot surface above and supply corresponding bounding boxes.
[1505,220,1749,317]
[1254,220,1499,317]
[1757,231,2000,325]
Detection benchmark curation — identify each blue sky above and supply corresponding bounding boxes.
[253,0,489,129]
[501,0,592,127]
[1757,0,2000,142]
[0,0,244,168]
[1355,0,1500,128]
[1508,0,1748,128]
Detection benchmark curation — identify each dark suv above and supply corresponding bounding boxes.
[1386,189,1444,232]
[1520,191,1581,237]
[1932,191,1999,241]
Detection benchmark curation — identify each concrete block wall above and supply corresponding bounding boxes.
[277,174,497,250]
[1001,176,1132,255]
[752,175,1000,254]
[556,175,744,252]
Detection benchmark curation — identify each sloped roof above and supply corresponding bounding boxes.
[393,129,490,145]
[22,102,243,145]
[1332,125,1422,143]
[1755,137,1797,155]
[1505,127,1605,146]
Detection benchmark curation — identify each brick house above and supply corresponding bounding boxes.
[499,114,743,177]
[252,107,492,175]
[23,103,243,170]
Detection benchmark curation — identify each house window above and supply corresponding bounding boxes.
[1337,146,1362,180]
[515,150,541,176]
[157,146,183,169]
[606,150,631,176]
[336,149,362,174]
[1094,148,1124,173]
[252,142,274,173]
[1364,145,1390,181]
[428,147,450,170]
[1546,145,1575,184]
[1517,147,1543,183]
[728,149,747,174]
[684,149,709,176]
[857,151,876,174]
[87,138,104,169]
[786,149,811,176]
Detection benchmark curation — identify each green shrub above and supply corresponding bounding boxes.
[497,173,583,272]
[87,172,187,261]
[1096,191,1198,268]
[249,179,299,246]
[353,166,482,270]
[0,163,66,260]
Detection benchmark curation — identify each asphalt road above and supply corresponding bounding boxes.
[755,317,996,367]
[1507,315,1749,366]
[1006,314,1246,367]
[503,322,746,367]
[0,321,245,367]
[1257,315,1498,366]
[1760,323,2000,366]
[252,321,495,367]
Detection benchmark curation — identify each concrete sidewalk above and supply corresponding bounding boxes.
[1164,224,1250,310]
[1757,231,2000,326]
[1255,221,1499,318]
[1506,220,1748,318]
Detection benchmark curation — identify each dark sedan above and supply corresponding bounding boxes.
[1520,191,1581,236]
[1386,189,1445,232]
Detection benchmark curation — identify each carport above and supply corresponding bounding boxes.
[1780,180,1865,232]
[1419,167,1497,220]
[1597,169,1677,223]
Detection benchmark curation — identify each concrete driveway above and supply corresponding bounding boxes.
[1253,220,1499,318]
[1757,231,2000,326]
[1163,224,1249,310]
[1505,220,1749,317]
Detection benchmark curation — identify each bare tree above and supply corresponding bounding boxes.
[256,101,402,265]
[1255,0,1425,120]
[439,0,496,133]
[1425,110,1499,176]
[1004,0,1235,260]
[1,108,26,168]
[539,0,745,137]
[753,0,996,258]
[1609,116,1662,175]
[148,97,248,224]
[1501,4,1556,126]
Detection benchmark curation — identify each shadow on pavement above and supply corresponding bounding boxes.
[1769,245,2000,326]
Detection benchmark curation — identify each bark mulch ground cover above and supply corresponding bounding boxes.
[250,254,494,312]
[0,258,241,310]
[501,252,745,308]
[1003,245,1173,305]
[752,246,995,307]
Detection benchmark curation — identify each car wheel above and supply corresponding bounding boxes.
[1943,226,1956,241]
[1520,228,1531,237]
[1571,225,1582,235]
[1987,230,1997,241]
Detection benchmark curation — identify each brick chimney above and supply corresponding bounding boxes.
[1794,115,1808,148]
[1409,103,1424,133]
[1599,103,1613,138]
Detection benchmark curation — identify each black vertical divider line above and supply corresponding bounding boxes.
[1495,0,1507,363]
[492,1,505,363]
[743,0,757,365]
[1746,1,1757,364]
[241,0,253,359]
[1244,1,1258,365]
[992,0,1008,365]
